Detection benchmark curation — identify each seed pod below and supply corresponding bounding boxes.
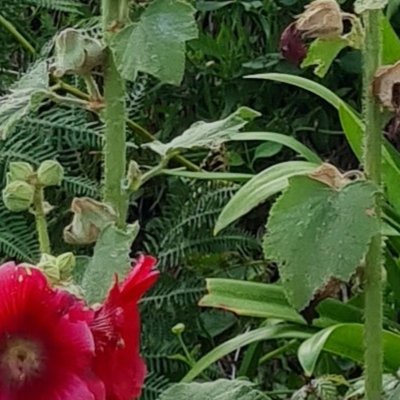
[7,162,34,183]
[2,181,35,212]
[295,0,343,40]
[37,160,64,187]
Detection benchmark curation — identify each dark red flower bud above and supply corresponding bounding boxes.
[279,22,307,66]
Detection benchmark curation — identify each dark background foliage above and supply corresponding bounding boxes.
[1,0,400,398]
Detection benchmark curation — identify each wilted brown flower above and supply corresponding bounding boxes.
[279,22,307,65]
[373,61,400,111]
[296,0,343,39]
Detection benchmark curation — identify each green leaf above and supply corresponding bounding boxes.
[355,0,388,14]
[182,324,312,382]
[199,278,306,324]
[381,13,400,64]
[298,323,400,376]
[248,73,400,217]
[81,222,140,304]
[196,0,234,11]
[162,169,253,181]
[253,142,283,160]
[338,102,363,158]
[0,61,49,139]
[247,73,348,110]
[229,131,321,163]
[159,379,267,400]
[264,176,380,310]
[215,161,319,234]
[301,38,348,78]
[110,0,198,85]
[145,107,260,156]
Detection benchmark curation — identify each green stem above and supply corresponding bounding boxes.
[362,9,383,400]
[0,14,36,55]
[258,340,298,366]
[177,334,196,367]
[102,0,129,229]
[82,74,102,101]
[53,82,201,172]
[32,187,51,254]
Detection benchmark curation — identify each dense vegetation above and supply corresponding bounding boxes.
[2,0,400,399]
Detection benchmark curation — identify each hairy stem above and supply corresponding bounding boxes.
[0,14,35,55]
[32,187,51,254]
[362,9,383,400]
[102,0,129,228]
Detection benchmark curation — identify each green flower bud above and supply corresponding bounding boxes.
[56,252,76,280]
[2,181,35,212]
[37,160,64,187]
[8,162,34,183]
[172,323,186,335]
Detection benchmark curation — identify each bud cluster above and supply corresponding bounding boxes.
[2,160,64,212]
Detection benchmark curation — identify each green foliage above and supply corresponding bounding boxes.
[146,107,260,157]
[110,0,198,85]
[0,61,49,139]
[298,324,400,376]
[200,279,305,323]
[81,223,139,304]
[158,379,267,400]
[264,175,379,310]
[215,161,319,234]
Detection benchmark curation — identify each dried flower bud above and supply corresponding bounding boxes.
[63,197,117,245]
[37,160,64,187]
[2,181,35,212]
[295,0,343,40]
[127,160,142,191]
[56,252,76,280]
[280,23,308,65]
[373,61,400,111]
[52,28,104,78]
[7,162,34,183]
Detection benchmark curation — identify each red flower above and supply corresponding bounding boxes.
[90,255,159,400]
[279,22,307,65]
[0,262,102,400]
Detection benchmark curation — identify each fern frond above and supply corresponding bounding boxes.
[27,0,82,13]
[140,285,205,308]
[141,373,171,400]
[26,108,103,150]
[0,207,39,262]
[62,176,100,198]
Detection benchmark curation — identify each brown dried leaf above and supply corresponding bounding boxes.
[309,163,352,189]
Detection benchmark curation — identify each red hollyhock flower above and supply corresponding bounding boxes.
[90,255,159,400]
[0,262,103,400]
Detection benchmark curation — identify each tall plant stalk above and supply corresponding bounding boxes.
[101,0,129,229]
[33,186,51,254]
[362,9,383,400]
